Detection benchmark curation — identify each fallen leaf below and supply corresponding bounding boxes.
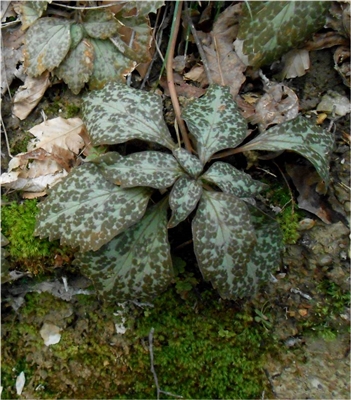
[13,71,51,120]
[334,46,350,88]
[279,49,310,79]
[15,371,25,395]
[0,117,86,197]
[40,323,62,346]
[247,79,299,132]
[316,90,351,117]
[202,3,246,98]
[298,309,308,317]
[159,73,206,98]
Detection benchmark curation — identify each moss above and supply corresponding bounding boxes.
[65,104,81,118]
[10,131,33,154]
[1,199,69,272]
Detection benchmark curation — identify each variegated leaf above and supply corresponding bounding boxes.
[120,1,165,16]
[34,163,151,252]
[97,151,183,189]
[230,207,283,298]
[168,176,203,228]
[82,82,176,150]
[88,39,135,90]
[237,1,329,68]
[172,148,203,177]
[17,1,49,30]
[69,24,84,49]
[74,199,173,303]
[240,116,334,185]
[24,18,71,77]
[201,161,267,198]
[192,191,256,299]
[83,9,120,39]
[182,84,247,164]
[55,39,94,95]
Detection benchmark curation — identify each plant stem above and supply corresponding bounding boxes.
[166,1,193,153]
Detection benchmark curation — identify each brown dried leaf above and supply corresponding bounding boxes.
[202,3,246,98]
[12,71,51,120]
[279,49,310,79]
[159,73,206,98]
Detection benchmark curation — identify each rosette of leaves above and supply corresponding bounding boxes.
[21,0,164,94]
[34,83,334,302]
[236,1,330,68]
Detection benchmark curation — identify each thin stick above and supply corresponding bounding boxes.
[183,2,213,85]
[166,1,193,153]
[273,161,295,214]
[50,2,118,10]
[1,118,13,158]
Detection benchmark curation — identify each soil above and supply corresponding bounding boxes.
[1,3,350,399]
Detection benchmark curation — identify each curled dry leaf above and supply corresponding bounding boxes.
[245,79,299,132]
[279,49,310,79]
[13,71,51,120]
[0,117,86,197]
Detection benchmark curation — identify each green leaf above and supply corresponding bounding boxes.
[201,161,267,198]
[237,1,330,68]
[18,1,49,30]
[55,39,94,95]
[97,151,183,189]
[231,207,283,298]
[168,176,203,228]
[24,18,71,76]
[34,163,151,252]
[74,199,173,303]
[70,24,84,49]
[83,9,120,39]
[88,38,135,90]
[182,84,247,164]
[82,82,176,150]
[192,191,256,299]
[240,116,334,185]
[172,148,203,177]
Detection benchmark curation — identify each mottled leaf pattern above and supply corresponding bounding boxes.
[120,1,165,16]
[182,84,247,164]
[241,116,334,185]
[55,39,94,95]
[69,24,84,49]
[97,151,183,189]
[18,1,49,30]
[201,162,267,198]
[88,39,135,90]
[235,207,283,297]
[83,9,120,39]
[24,18,71,76]
[237,1,330,67]
[34,163,151,252]
[172,148,203,177]
[82,82,176,150]
[192,191,256,299]
[74,199,173,303]
[168,176,203,228]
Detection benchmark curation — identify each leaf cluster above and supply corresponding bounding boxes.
[35,82,334,302]
[21,1,164,93]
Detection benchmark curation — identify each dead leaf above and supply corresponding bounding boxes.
[184,65,208,86]
[201,3,246,98]
[247,79,299,132]
[334,46,350,88]
[13,71,51,120]
[316,90,351,117]
[279,49,310,79]
[0,117,86,197]
[160,73,206,98]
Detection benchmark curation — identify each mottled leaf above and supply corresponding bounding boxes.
[192,191,256,299]
[120,1,165,16]
[74,199,173,303]
[55,39,94,95]
[82,82,176,150]
[236,1,330,68]
[88,39,135,90]
[240,116,334,185]
[70,24,84,49]
[172,148,203,177]
[16,1,49,30]
[97,151,183,189]
[201,161,267,198]
[34,163,151,252]
[231,207,283,298]
[24,18,71,77]
[83,9,120,39]
[182,84,247,164]
[168,176,203,228]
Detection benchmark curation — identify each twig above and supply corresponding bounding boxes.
[149,328,183,400]
[50,2,118,10]
[273,161,295,214]
[183,2,213,85]
[166,1,193,153]
[1,118,13,158]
